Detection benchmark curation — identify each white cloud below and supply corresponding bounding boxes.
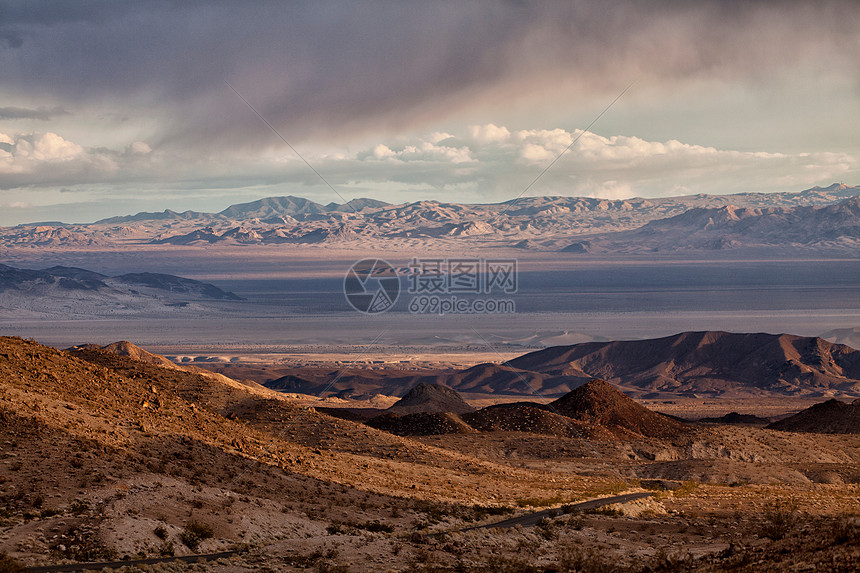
[0,131,155,189]
[371,143,395,159]
[346,126,857,199]
[126,141,152,155]
[468,124,510,144]
[0,132,85,168]
[1,124,856,211]
[361,139,475,164]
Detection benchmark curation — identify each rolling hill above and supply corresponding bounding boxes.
[505,331,860,397]
[768,399,860,434]
[366,379,687,439]
[0,264,241,317]
[385,382,476,415]
[263,331,860,399]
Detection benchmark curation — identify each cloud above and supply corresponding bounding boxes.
[0,125,854,203]
[469,124,511,144]
[343,126,858,199]
[0,132,84,167]
[0,131,126,187]
[0,106,70,121]
[126,141,151,155]
[0,1,856,153]
[13,132,84,162]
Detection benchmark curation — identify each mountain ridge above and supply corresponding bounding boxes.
[3,183,857,253]
[264,331,860,399]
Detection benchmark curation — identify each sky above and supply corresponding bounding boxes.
[0,0,858,225]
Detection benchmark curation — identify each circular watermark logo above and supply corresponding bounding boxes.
[343,259,400,313]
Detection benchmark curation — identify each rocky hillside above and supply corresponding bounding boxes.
[386,382,476,415]
[506,331,860,397]
[368,379,687,439]
[548,379,687,438]
[277,331,860,399]
[768,399,860,434]
[2,336,859,571]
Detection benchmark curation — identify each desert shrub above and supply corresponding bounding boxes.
[485,555,544,573]
[361,520,393,533]
[68,499,89,515]
[830,512,860,544]
[314,563,350,573]
[647,547,695,571]
[672,481,699,497]
[326,522,345,535]
[469,504,513,521]
[556,542,615,573]
[535,518,556,540]
[566,513,585,529]
[327,520,392,535]
[411,499,449,523]
[760,498,798,540]
[584,506,622,517]
[179,520,214,550]
[49,522,117,562]
[153,525,168,540]
[0,552,26,573]
[158,540,175,556]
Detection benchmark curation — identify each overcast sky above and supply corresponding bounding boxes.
[1,0,858,225]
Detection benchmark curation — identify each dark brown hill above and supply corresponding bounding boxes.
[767,399,860,434]
[386,382,475,415]
[366,412,476,436]
[442,363,549,394]
[506,331,860,397]
[365,380,684,439]
[94,340,177,368]
[698,412,772,425]
[255,331,860,399]
[549,379,687,438]
[461,403,613,439]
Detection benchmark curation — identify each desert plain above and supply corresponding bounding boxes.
[1,186,859,572]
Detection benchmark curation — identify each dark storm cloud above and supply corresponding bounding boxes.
[0,0,857,152]
[0,106,70,120]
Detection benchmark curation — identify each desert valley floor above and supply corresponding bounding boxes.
[1,188,859,571]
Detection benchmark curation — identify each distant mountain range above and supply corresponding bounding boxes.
[266,331,860,399]
[599,195,860,252]
[96,196,390,224]
[0,264,241,317]
[2,183,858,253]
